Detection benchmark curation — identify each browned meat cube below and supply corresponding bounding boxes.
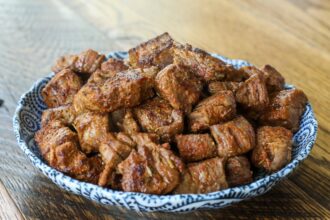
[35,121,102,183]
[173,44,229,82]
[210,116,255,157]
[133,97,184,142]
[110,109,140,134]
[117,136,184,194]
[259,89,308,132]
[98,141,123,187]
[155,64,203,113]
[189,91,236,132]
[129,32,174,68]
[251,126,292,172]
[225,156,253,187]
[240,65,285,92]
[175,134,217,162]
[73,68,156,113]
[174,157,228,194]
[235,73,269,112]
[208,81,242,94]
[98,133,136,187]
[100,58,129,73]
[41,104,76,127]
[86,60,129,86]
[42,69,82,108]
[260,65,285,92]
[73,112,110,154]
[52,49,105,75]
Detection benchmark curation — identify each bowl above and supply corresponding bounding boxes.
[13,51,318,212]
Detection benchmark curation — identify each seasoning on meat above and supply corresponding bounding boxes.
[174,157,228,194]
[42,69,82,108]
[210,116,255,157]
[259,89,308,132]
[155,64,203,113]
[225,156,253,187]
[251,126,292,172]
[134,97,184,142]
[189,91,236,132]
[175,134,217,162]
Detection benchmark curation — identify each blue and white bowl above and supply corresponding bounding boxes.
[13,52,318,212]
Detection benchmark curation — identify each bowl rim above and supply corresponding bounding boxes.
[12,51,318,211]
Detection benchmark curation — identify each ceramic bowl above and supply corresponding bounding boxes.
[13,51,318,212]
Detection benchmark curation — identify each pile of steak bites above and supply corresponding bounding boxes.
[35,33,308,195]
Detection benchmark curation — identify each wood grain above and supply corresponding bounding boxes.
[0,0,329,219]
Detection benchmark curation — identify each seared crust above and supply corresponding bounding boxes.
[225,156,253,187]
[134,97,184,142]
[210,116,255,157]
[155,64,203,113]
[235,73,269,112]
[73,112,110,153]
[175,134,217,162]
[42,69,82,108]
[189,91,236,132]
[174,157,228,194]
[110,109,140,134]
[129,32,174,68]
[208,81,242,94]
[259,89,308,132]
[251,126,292,172]
[173,44,228,82]
[52,49,105,75]
[117,133,184,194]
[73,68,156,113]
[41,104,76,127]
[35,121,102,183]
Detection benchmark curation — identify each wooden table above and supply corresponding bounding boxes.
[0,0,329,219]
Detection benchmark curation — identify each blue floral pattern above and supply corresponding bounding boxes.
[13,52,318,212]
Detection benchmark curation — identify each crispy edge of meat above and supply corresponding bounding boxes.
[175,134,217,162]
[42,69,83,108]
[189,90,237,132]
[210,116,256,157]
[251,126,293,172]
[128,32,174,68]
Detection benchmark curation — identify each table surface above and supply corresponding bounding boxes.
[0,0,329,219]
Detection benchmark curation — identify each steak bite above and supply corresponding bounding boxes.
[134,97,184,142]
[35,121,102,184]
[259,89,308,132]
[110,109,140,134]
[260,64,285,92]
[235,73,269,113]
[42,69,82,108]
[73,112,110,154]
[239,65,285,93]
[251,126,292,172]
[41,104,76,127]
[210,116,255,157]
[173,44,231,82]
[174,157,228,194]
[98,133,136,187]
[175,134,217,162]
[155,64,203,113]
[189,91,236,132]
[73,68,156,113]
[208,81,242,95]
[225,156,253,187]
[52,49,105,75]
[129,32,174,69]
[100,58,129,73]
[117,134,184,194]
